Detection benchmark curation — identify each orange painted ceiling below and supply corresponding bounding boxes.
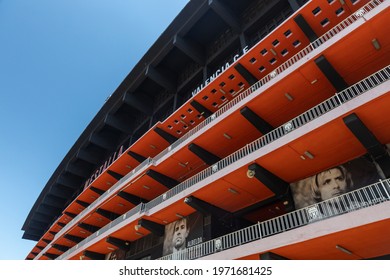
[28,0,388,259]
[239,217,390,260]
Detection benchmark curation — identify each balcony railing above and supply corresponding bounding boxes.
[39,0,386,260]
[151,0,384,164]
[158,178,390,260]
[56,64,389,260]
[56,203,145,260]
[144,65,390,211]
[52,157,153,241]
[55,0,385,241]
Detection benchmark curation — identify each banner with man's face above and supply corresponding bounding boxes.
[290,155,382,209]
[162,212,203,256]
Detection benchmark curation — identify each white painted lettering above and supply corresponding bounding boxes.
[190,45,252,96]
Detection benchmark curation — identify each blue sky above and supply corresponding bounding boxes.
[0,0,188,260]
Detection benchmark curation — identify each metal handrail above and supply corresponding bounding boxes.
[53,157,152,239]
[158,179,390,260]
[144,65,390,211]
[35,0,385,260]
[151,0,383,164]
[56,203,145,260]
[55,65,390,260]
[60,0,384,239]
[34,157,152,260]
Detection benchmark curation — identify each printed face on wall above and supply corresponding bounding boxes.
[162,212,203,256]
[172,218,189,251]
[290,155,382,209]
[316,167,348,200]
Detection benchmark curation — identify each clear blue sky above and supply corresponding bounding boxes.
[0,0,188,260]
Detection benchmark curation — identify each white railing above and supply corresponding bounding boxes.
[151,0,384,164]
[58,0,385,239]
[144,65,390,211]
[56,65,390,260]
[34,157,153,260]
[56,203,145,260]
[36,0,386,259]
[158,178,390,260]
[53,157,152,240]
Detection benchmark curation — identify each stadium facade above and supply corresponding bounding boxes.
[22,0,390,260]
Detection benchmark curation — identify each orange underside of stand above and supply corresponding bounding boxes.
[28,0,390,260]
[238,217,390,260]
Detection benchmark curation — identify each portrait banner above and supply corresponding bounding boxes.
[162,212,203,256]
[290,155,382,209]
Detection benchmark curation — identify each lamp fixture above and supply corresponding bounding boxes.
[270,48,277,56]
[107,247,116,251]
[304,151,315,159]
[228,188,239,195]
[311,79,318,84]
[372,38,381,50]
[284,93,294,101]
[126,165,132,169]
[175,213,185,219]
[136,232,144,236]
[247,169,255,178]
[336,245,352,255]
[178,162,187,168]
[150,144,157,149]
[142,185,151,190]
[223,133,232,140]
[134,224,141,231]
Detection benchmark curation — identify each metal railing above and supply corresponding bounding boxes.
[151,0,384,165]
[56,203,145,260]
[158,179,390,260]
[37,0,386,260]
[54,64,389,260]
[56,0,385,241]
[144,65,390,212]
[53,157,152,239]
[34,157,153,260]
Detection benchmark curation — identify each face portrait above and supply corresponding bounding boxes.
[290,156,381,209]
[163,212,203,256]
[172,218,189,251]
[316,168,348,201]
